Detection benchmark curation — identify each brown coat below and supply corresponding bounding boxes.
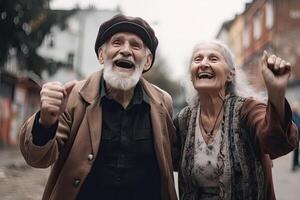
[19,70,178,200]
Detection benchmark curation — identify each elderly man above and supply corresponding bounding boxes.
[19,14,177,200]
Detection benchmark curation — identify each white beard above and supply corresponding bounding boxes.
[103,59,145,91]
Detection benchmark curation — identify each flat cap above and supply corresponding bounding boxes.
[95,14,158,72]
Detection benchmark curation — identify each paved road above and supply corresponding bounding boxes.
[0,147,299,199]
[0,147,48,200]
[272,152,300,200]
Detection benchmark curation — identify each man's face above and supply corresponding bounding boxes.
[98,32,152,90]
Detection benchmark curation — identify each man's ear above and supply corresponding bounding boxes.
[98,48,104,64]
[143,54,153,71]
[227,69,235,82]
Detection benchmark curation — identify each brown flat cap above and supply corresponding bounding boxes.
[94,14,158,72]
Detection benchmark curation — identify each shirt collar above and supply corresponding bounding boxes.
[100,76,150,105]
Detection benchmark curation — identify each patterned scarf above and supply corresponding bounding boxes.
[175,95,265,200]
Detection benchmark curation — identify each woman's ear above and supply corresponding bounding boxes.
[98,48,104,64]
[227,68,235,82]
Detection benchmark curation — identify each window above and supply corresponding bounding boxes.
[47,34,55,48]
[67,52,74,66]
[253,11,262,40]
[266,0,274,29]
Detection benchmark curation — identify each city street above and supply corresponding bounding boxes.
[0,147,300,199]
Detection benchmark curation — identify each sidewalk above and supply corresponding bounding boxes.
[272,152,300,200]
[0,147,299,199]
[0,147,49,200]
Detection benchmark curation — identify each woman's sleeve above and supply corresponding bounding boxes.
[240,98,299,159]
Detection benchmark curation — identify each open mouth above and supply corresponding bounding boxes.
[198,72,214,79]
[114,59,134,69]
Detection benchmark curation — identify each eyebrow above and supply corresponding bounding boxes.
[110,35,143,44]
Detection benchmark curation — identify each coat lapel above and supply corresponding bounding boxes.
[86,101,102,155]
[150,100,165,156]
[79,70,103,155]
[141,78,171,198]
[141,78,166,153]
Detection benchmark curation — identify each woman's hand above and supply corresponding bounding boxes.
[261,50,291,96]
[261,51,292,123]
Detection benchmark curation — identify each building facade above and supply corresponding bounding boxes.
[38,8,121,80]
[217,0,300,101]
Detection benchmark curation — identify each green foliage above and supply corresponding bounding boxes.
[0,0,75,75]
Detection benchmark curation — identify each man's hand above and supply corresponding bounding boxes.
[39,80,77,127]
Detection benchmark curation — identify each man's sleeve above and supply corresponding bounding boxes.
[31,111,58,146]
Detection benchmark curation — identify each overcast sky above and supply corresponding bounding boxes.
[50,0,251,79]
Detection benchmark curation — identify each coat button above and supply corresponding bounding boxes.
[88,154,94,161]
[73,179,81,187]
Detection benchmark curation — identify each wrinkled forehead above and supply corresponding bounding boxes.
[192,43,225,57]
[109,32,144,44]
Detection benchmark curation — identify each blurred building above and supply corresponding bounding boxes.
[0,51,41,146]
[216,14,244,68]
[0,8,121,146]
[38,8,121,81]
[217,0,300,101]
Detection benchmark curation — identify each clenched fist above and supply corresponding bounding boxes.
[261,51,291,95]
[261,51,292,123]
[39,80,77,127]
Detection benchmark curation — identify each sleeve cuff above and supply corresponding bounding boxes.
[32,111,58,146]
[268,98,292,132]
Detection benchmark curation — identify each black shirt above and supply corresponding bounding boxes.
[32,79,161,200]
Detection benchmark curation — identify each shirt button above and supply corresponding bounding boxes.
[87,154,94,161]
[73,179,81,187]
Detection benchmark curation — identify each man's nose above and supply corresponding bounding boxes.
[120,42,132,56]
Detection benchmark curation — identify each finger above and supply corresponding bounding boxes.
[43,84,65,94]
[261,50,268,67]
[43,81,63,89]
[285,62,292,75]
[278,60,286,75]
[286,62,291,71]
[267,54,276,67]
[41,97,63,107]
[40,90,64,100]
[274,57,282,71]
[64,80,78,96]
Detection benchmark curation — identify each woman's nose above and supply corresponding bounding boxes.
[199,58,210,69]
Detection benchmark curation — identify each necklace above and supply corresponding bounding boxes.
[199,101,224,137]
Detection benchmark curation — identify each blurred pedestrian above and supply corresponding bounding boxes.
[19,14,177,200]
[172,41,299,199]
[291,101,300,171]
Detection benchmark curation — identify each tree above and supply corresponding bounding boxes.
[0,0,75,76]
[144,56,186,113]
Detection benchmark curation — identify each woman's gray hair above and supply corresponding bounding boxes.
[185,40,266,105]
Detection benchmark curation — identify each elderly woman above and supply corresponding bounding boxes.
[173,41,298,200]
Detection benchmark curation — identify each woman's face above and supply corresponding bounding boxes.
[190,43,234,94]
